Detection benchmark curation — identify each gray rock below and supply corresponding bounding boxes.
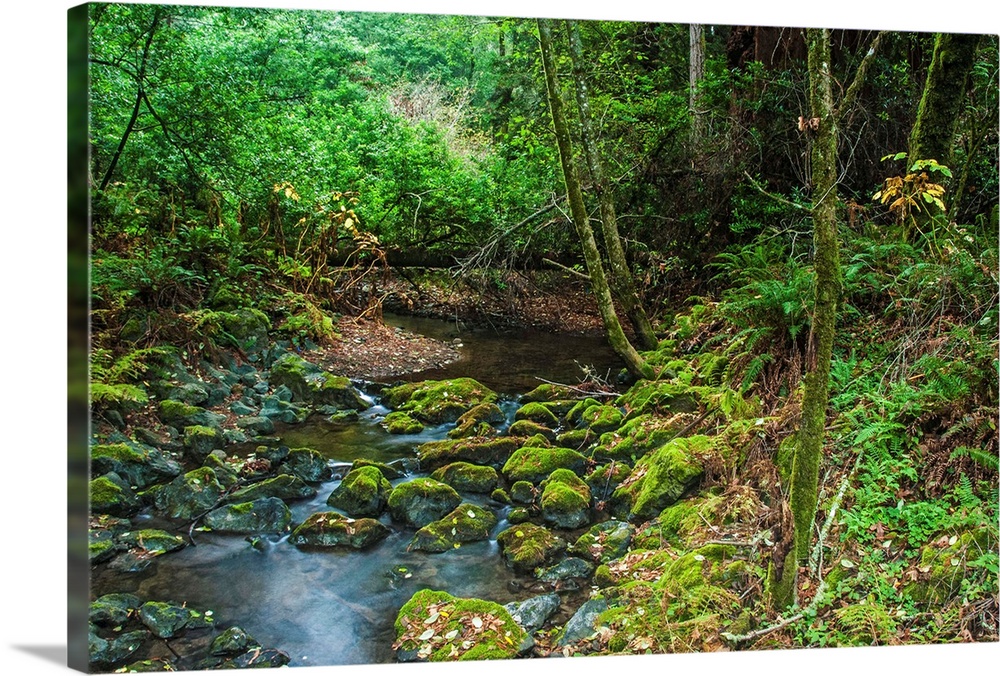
[138,601,213,639]
[168,382,210,405]
[89,593,141,628]
[278,448,332,483]
[143,468,225,520]
[236,416,276,435]
[253,381,270,394]
[569,520,635,563]
[89,625,147,671]
[504,593,561,632]
[203,497,292,534]
[537,557,595,582]
[229,401,257,416]
[555,598,608,646]
[388,478,462,528]
[227,474,316,502]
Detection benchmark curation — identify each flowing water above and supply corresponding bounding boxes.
[91,316,623,667]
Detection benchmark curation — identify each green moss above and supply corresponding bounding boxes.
[289,511,389,549]
[159,399,201,421]
[555,428,594,449]
[326,466,391,517]
[593,414,686,464]
[903,530,998,605]
[594,564,614,587]
[611,436,712,521]
[566,397,602,425]
[417,437,519,471]
[510,481,536,505]
[410,503,499,552]
[388,478,462,527]
[579,404,624,435]
[585,462,632,502]
[539,471,591,529]
[90,476,126,507]
[496,523,566,573]
[507,419,555,439]
[501,446,587,484]
[394,589,527,662]
[449,403,504,439]
[490,488,510,504]
[508,507,532,523]
[382,411,424,435]
[514,402,559,427]
[430,462,499,494]
[615,381,700,418]
[521,383,574,402]
[384,378,498,424]
[91,443,145,464]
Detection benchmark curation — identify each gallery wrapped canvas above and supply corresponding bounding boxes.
[66,1,998,674]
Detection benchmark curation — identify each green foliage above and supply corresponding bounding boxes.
[90,346,171,410]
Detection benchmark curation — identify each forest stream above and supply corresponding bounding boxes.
[90,316,624,667]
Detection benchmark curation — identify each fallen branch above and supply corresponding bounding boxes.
[809,448,864,575]
[533,376,617,398]
[542,257,591,281]
[721,576,829,646]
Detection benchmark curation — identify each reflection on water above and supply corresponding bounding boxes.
[92,315,622,667]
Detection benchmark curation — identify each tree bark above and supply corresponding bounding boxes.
[565,20,657,350]
[909,32,981,169]
[689,24,707,146]
[536,18,653,380]
[773,28,843,607]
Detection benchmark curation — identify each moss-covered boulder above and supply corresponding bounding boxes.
[88,626,147,671]
[203,497,292,533]
[611,435,712,521]
[568,520,635,564]
[278,447,333,483]
[410,503,499,552]
[501,446,587,484]
[269,352,369,409]
[158,399,226,430]
[203,453,240,488]
[448,402,505,439]
[90,442,181,490]
[183,425,223,463]
[417,436,519,471]
[382,411,424,435]
[389,478,462,528]
[289,512,390,549]
[506,419,557,440]
[210,626,260,657]
[91,473,142,517]
[143,467,225,520]
[137,601,213,639]
[384,378,497,425]
[496,523,566,573]
[227,473,317,503]
[616,380,700,418]
[592,414,688,464]
[350,458,405,480]
[555,428,596,450]
[514,402,559,428]
[539,469,592,529]
[585,462,633,503]
[903,529,999,605]
[393,589,529,662]
[521,383,575,402]
[326,466,392,517]
[90,593,141,628]
[578,404,624,435]
[430,462,499,494]
[118,529,186,556]
[510,480,537,505]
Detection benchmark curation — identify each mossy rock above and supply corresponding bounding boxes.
[384,378,498,425]
[496,523,566,573]
[210,626,260,657]
[554,598,609,647]
[508,507,532,524]
[278,447,333,483]
[417,436,519,471]
[118,529,186,555]
[88,627,148,670]
[235,416,276,435]
[653,489,764,548]
[90,473,142,517]
[568,520,634,563]
[158,399,226,430]
[615,381,700,418]
[90,593,141,628]
[565,397,602,426]
[259,396,312,424]
[537,557,595,583]
[579,404,624,435]
[183,425,223,463]
[90,442,181,490]
[903,529,999,606]
[490,488,510,504]
[138,601,213,639]
[203,453,240,488]
[143,467,225,520]
[351,458,404,480]
[611,436,713,521]
[521,383,575,402]
[289,512,390,549]
[506,419,557,441]
[394,589,529,662]
[585,462,633,502]
[388,478,462,528]
[227,473,317,503]
[592,414,687,465]
[539,469,592,529]
[327,466,392,517]
[203,497,292,534]
[510,480,537,505]
[269,352,369,409]
[430,462,499,494]
[555,428,596,451]
[519,432,554,448]
[410,503,499,552]
[514,402,559,428]
[382,411,424,435]
[448,403,505,439]
[501,446,587,484]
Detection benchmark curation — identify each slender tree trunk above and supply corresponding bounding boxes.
[909,32,981,168]
[772,27,842,608]
[689,24,707,146]
[99,8,161,191]
[536,18,653,380]
[565,20,657,350]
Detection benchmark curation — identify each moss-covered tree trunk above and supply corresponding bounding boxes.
[536,19,654,381]
[773,27,842,607]
[565,20,657,351]
[909,32,982,169]
[689,23,707,146]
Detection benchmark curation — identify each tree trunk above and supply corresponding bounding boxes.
[565,20,657,350]
[689,24,707,146]
[536,18,653,380]
[773,27,842,607]
[909,32,981,168]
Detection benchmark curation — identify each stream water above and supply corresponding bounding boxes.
[91,316,623,667]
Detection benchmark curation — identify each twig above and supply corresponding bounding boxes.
[721,576,829,645]
[542,258,591,281]
[809,448,864,575]
[533,376,617,398]
[742,171,811,212]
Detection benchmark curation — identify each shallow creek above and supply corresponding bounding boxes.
[91,316,624,667]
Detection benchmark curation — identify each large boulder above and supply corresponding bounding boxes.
[142,467,225,520]
[417,437,518,471]
[137,600,213,639]
[429,462,499,494]
[388,478,461,528]
[393,589,529,662]
[554,598,609,646]
[410,503,498,552]
[610,435,712,521]
[289,512,389,549]
[448,402,505,439]
[278,447,333,483]
[90,442,181,490]
[501,446,587,484]
[227,474,317,503]
[326,466,392,517]
[496,523,566,573]
[503,593,561,633]
[539,469,592,529]
[269,353,369,409]
[90,473,142,517]
[203,497,292,534]
[383,378,497,425]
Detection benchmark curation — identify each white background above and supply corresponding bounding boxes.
[2,1,997,675]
